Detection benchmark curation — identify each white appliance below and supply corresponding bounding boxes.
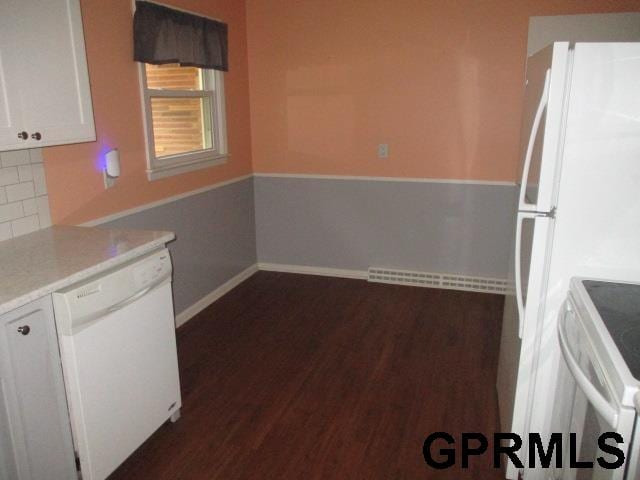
[53,248,182,480]
[496,42,640,480]
[553,278,640,480]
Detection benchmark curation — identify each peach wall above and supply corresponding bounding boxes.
[246,0,640,182]
[44,0,253,225]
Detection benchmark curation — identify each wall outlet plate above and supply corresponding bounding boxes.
[377,144,389,159]
[103,170,116,189]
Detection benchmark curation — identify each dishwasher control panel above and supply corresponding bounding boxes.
[53,249,173,335]
[133,251,172,289]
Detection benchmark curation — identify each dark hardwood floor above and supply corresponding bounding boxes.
[110,271,505,479]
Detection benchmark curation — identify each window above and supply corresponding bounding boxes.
[140,63,227,180]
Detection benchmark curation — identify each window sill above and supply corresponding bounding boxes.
[147,154,228,181]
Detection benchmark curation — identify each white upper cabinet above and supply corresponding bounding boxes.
[0,0,95,151]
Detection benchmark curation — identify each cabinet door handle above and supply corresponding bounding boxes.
[17,325,30,335]
[17,131,28,140]
[31,132,42,141]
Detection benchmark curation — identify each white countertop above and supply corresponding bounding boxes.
[0,226,175,316]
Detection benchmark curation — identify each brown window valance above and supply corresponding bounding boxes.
[133,1,228,71]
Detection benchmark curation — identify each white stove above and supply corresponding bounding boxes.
[553,278,640,479]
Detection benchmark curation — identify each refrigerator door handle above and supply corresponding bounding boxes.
[557,300,619,429]
[518,69,551,212]
[514,211,538,338]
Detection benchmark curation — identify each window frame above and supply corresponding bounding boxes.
[138,64,228,181]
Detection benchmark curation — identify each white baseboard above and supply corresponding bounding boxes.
[257,262,367,280]
[257,262,508,295]
[176,261,505,329]
[175,263,258,328]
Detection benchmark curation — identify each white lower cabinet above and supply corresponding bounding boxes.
[0,296,77,480]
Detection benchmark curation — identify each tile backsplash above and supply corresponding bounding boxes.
[0,149,51,241]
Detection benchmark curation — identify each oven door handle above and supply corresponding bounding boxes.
[557,302,620,429]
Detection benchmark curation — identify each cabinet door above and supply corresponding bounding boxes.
[0,2,28,150]
[0,297,77,480]
[0,0,95,151]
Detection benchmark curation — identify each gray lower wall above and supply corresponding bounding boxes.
[98,175,514,316]
[104,178,256,315]
[254,176,517,279]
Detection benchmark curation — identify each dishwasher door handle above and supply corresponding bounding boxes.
[106,284,155,314]
[66,275,171,336]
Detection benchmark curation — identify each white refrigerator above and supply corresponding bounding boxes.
[496,42,640,480]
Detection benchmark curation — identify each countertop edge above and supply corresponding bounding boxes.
[0,232,175,316]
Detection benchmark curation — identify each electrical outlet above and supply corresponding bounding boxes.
[377,144,389,159]
[103,170,116,189]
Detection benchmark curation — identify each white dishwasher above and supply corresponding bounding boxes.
[52,248,181,480]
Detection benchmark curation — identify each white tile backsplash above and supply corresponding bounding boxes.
[36,196,51,228]
[22,198,37,216]
[0,148,51,240]
[0,150,30,167]
[0,222,11,242]
[18,164,33,182]
[29,149,43,164]
[0,167,19,186]
[6,182,35,202]
[0,202,24,223]
[31,163,47,196]
[11,215,40,237]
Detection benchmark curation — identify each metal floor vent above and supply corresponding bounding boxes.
[368,267,508,294]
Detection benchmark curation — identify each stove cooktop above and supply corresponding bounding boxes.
[583,280,640,381]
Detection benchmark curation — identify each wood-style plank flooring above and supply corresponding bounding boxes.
[110,271,505,479]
